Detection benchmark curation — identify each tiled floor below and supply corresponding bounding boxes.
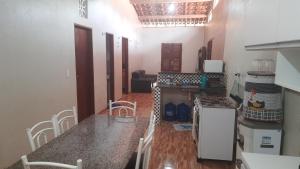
[106,93,234,169]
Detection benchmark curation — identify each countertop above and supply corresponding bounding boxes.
[242,152,300,169]
[194,95,236,109]
[156,82,200,89]
[238,116,282,129]
[6,114,149,169]
[156,82,226,94]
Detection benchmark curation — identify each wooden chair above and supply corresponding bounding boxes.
[21,155,82,169]
[26,117,59,151]
[54,106,78,135]
[109,100,137,118]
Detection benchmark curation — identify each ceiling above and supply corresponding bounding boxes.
[130,0,214,27]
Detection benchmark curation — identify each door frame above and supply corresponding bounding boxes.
[122,37,129,94]
[106,33,115,104]
[74,24,95,121]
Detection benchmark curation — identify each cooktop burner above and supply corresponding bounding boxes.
[196,96,235,108]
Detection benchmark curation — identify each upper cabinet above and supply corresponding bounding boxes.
[244,0,279,47]
[277,0,300,42]
[245,0,300,50]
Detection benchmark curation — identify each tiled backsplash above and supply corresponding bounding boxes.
[157,72,225,85]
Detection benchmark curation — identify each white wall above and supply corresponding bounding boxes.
[139,27,204,74]
[222,0,276,90]
[220,0,300,156]
[0,0,141,167]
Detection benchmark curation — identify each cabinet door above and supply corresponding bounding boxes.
[275,49,300,92]
[278,0,300,42]
[244,0,280,46]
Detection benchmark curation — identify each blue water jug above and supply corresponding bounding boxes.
[177,103,190,122]
[164,103,176,121]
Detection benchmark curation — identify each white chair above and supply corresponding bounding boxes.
[135,129,154,169]
[109,100,137,118]
[26,117,59,151]
[125,112,155,169]
[54,106,78,135]
[21,155,82,169]
[147,111,156,135]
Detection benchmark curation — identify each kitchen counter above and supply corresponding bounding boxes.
[156,82,226,95]
[242,152,300,169]
[153,72,226,123]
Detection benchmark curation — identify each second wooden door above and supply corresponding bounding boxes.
[106,33,115,103]
[122,37,129,94]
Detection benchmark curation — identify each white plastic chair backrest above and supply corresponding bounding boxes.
[135,130,154,169]
[26,116,59,151]
[21,155,82,169]
[147,111,156,135]
[55,106,78,135]
[109,100,137,117]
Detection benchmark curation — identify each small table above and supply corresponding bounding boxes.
[6,114,148,169]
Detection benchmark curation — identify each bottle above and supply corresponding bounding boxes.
[200,74,208,88]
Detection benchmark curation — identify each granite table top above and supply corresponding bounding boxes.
[6,114,149,169]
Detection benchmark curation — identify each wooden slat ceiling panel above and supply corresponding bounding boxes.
[130,0,213,26]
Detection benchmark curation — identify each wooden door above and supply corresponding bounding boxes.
[161,43,182,72]
[122,37,129,94]
[106,33,115,103]
[74,25,95,122]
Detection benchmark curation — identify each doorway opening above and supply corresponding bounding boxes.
[106,33,115,104]
[122,37,129,94]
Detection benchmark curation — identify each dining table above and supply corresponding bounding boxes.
[6,114,149,169]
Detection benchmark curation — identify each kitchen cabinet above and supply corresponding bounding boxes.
[244,0,279,47]
[245,0,300,50]
[278,0,300,42]
[275,49,300,92]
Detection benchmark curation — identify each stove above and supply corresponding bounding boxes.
[193,95,236,161]
[195,95,235,108]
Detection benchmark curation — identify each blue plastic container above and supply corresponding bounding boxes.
[176,103,190,122]
[164,102,176,121]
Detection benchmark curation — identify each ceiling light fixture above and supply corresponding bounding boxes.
[168,3,175,13]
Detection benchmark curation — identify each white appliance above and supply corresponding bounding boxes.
[204,60,224,73]
[193,96,236,161]
[236,118,282,161]
[239,152,300,169]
